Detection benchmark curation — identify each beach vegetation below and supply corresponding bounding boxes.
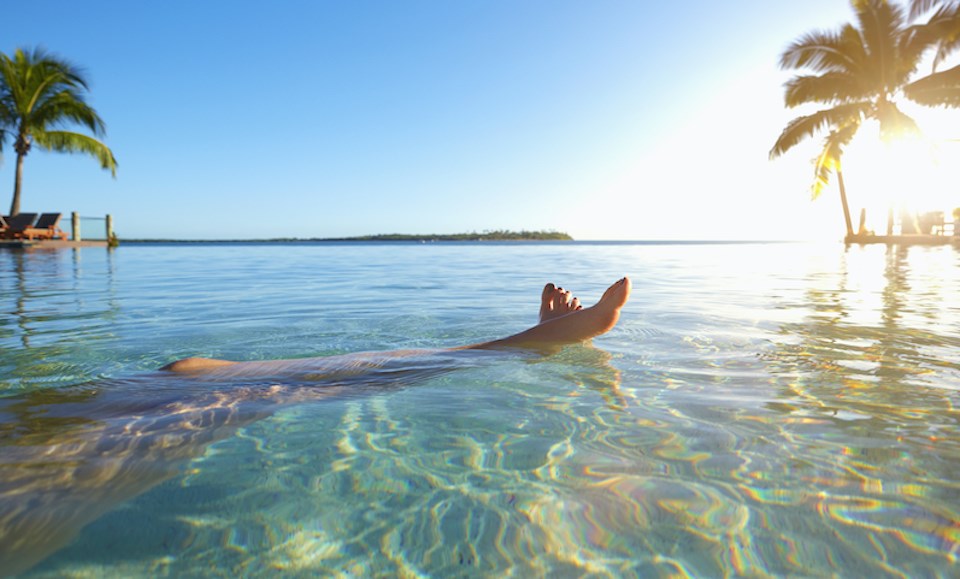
[123,230,574,243]
[0,47,117,216]
[770,0,959,236]
[336,230,573,242]
[905,0,960,106]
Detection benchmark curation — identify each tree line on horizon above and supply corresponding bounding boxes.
[338,230,573,241]
[771,0,960,237]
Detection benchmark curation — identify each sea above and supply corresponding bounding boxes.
[1,241,958,578]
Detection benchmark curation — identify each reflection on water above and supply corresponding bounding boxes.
[1,242,959,577]
[742,245,960,576]
[0,376,279,576]
[1,250,120,391]
[0,344,620,575]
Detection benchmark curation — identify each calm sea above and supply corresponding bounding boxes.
[1,241,958,577]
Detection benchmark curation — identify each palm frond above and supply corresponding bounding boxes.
[935,37,960,67]
[905,63,960,104]
[899,21,940,66]
[1,48,91,118]
[811,124,860,199]
[856,0,914,91]
[875,100,921,138]
[770,103,867,159]
[779,27,861,73]
[909,0,960,19]
[31,90,106,135]
[930,4,960,67]
[910,0,939,19]
[783,72,868,106]
[14,47,88,90]
[33,131,117,176]
[0,97,12,127]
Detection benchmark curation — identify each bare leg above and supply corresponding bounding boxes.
[162,277,631,373]
[160,357,235,372]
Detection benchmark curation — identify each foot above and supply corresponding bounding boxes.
[471,277,631,351]
[539,283,582,323]
[573,277,630,338]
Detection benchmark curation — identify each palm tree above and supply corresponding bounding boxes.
[905,0,960,105]
[770,0,930,237]
[0,47,117,216]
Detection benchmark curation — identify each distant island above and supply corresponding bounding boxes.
[333,230,572,242]
[124,230,573,243]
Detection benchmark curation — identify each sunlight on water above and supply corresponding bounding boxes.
[1,241,958,577]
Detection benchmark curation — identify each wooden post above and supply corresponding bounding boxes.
[105,214,113,241]
[71,212,81,242]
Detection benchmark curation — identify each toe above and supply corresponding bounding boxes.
[542,282,556,299]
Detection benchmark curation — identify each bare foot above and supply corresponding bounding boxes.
[470,277,631,351]
[539,283,582,323]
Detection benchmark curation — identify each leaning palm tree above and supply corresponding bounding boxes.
[905,0,960,105]
[0,47,117,216]
[770,0,930,237]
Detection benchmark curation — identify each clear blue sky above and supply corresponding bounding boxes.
[5,1,957,239]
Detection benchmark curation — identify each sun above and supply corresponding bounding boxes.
[839,112,960,235]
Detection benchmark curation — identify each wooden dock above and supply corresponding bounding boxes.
[845,234,960,246]
[1,212,113,248]
[0,239,108,249]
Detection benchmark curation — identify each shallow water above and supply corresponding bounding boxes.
[1,241,959,577]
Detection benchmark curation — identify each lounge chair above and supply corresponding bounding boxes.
[4,213,38,240]
[19,212,68,241]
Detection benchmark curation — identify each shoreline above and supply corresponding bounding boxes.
[115,239,808,247]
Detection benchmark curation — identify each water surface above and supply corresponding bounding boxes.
[1,241,958,577]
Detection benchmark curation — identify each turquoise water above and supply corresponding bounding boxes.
[1,241,959,577]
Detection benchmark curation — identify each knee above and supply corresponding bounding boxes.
[160,357,224,372]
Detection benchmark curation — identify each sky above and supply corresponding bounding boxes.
[3,0,959,240]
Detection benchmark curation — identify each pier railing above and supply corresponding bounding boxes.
[64,212,114,242]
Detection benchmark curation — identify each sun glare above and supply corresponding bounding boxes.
[840,115,960,235]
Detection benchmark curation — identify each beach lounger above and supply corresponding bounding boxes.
[19,212,68,241]
[4,213,38,240]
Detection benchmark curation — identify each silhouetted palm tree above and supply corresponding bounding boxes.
[0,48,117,216]
[771,0,930,237]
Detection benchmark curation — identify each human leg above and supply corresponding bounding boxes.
[161,277,630,373]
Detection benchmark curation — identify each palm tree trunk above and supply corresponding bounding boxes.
[836,168,853,237]
[9,150,24,216]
